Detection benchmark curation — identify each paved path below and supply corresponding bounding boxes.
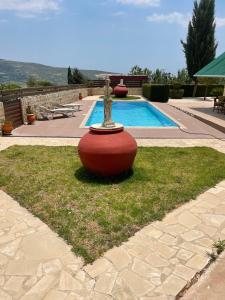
[183,252,225,300]
[1,137,225,299]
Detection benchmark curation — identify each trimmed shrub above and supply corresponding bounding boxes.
[143,84,224,99]
[169,89,184,99]
[209,87,224,97]
[143,84,169,102]
[182,85,195,97]
[196,85,207,97]
[142,84,151,99]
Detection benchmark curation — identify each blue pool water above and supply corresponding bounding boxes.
[85,101,178,127]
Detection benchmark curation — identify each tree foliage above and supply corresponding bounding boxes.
[27,76,53,87]
[67,67,86,84]
[129,65,191,84]
[67,66,73,84]
[181,0,217,79]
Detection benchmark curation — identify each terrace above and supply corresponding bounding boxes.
[1,78,225,299]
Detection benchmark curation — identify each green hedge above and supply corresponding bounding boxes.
[143,84,224,100]
[182,84,224,97]
[142,84,169,102]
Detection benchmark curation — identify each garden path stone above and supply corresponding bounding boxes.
[1,137,225,298]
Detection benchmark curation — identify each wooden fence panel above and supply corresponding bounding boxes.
[3,98,23,128]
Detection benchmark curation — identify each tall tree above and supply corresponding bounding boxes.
[181,0,217,83]
[72,68,85,84]
[67,66,73,84]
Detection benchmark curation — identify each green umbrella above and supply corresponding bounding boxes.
[195,52,225,78]
[195,52,225,96]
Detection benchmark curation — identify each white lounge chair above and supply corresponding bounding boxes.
[39,106,76,120]
[54,103,83,112]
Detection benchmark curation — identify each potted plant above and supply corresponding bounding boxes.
[79,92,83,100]
[2,120,13,135]
[26,105,36,125]
[169,83,184,99]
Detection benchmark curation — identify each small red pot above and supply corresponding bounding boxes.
[114,84,128,98]
[2,122,13,135]
[78,127,137,177]
[27,114,36,125]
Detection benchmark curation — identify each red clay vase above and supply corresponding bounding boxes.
[114,83,128,98]
[78,127,137,177]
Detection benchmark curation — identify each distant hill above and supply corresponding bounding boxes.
[0,59,115,85]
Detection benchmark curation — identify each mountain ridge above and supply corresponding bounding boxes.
[0,59,116,85]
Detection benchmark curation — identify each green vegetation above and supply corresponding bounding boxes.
[143,84,169,102]
[0,59,114,85]
[27,76,54,87]
[1,146,225,263]
[129,65,191,84]
[0,83,21,90]
[100,96,141,100]
[169,83,184,99]
[142,83,224,100]
[181,0,217,79]
[67,67,86,84]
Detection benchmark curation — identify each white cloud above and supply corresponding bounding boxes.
[117,0,160,7]
[112,11,126,17]
[216,17,225,28]
[0,0,61,16]
[147,12,225,29]
[147,12,191,27]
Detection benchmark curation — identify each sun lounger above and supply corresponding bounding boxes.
[53,103,83,112]
[39,106,76,120]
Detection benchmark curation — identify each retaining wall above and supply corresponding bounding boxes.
[21,88,90,121]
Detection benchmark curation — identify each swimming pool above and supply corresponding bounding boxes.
[85,101,178,127]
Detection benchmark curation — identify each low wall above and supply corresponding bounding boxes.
[127,88,142,95]
[21,88,89,121]
[88,87,142,96]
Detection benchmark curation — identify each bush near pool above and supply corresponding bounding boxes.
[143,84,224,101]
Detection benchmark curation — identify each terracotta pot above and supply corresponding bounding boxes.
[2,122,13,135]
[78,127,137,177]
[114,84,128,98]
[79,93,83,100]
[27,114,36,125]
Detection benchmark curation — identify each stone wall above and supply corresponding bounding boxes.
[21,88,89,121]
[20,86,143,122]
[0,102,4,122]
[127,88,142,95]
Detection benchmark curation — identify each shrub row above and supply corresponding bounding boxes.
[143,84,224,102]
[142,84,169,102]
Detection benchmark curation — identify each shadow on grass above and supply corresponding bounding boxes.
[75,167,134,185]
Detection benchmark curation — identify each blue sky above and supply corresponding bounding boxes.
[0,0,225,73]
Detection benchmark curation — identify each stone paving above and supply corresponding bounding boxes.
[1,137,225,299]
[183,251,225,300]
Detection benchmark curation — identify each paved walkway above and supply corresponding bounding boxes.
[1,137,225,299]
[170,98,225,134]
[183,252,225,300]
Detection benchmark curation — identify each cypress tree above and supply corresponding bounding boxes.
[181,0,217,81]
[67,66,74,84]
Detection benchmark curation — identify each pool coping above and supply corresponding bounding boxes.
[79,99,186,129]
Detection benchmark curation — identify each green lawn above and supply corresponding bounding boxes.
[0,146,225,263]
